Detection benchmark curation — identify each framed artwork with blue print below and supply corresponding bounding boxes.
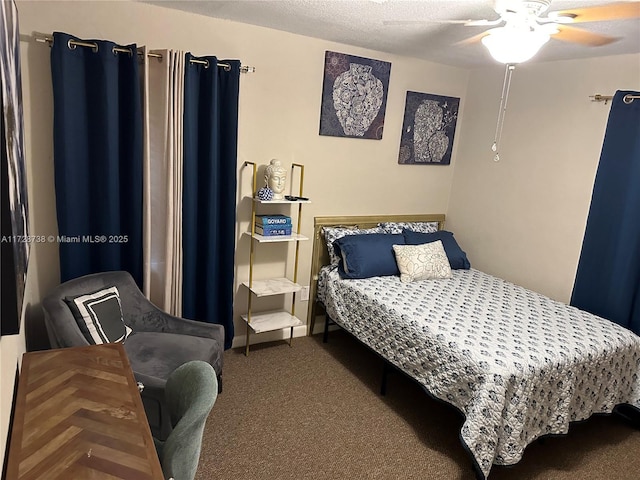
[319,51,391,140]
[398,91,460,165]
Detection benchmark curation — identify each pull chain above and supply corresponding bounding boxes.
[492,64,516,162]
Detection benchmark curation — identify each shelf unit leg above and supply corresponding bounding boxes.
[289,326,294,347]
[245,323,250,356]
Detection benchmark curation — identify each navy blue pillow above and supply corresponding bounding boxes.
[334,233,405,279]
[402,229,471,270]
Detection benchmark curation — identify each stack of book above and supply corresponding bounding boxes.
[254,214,292,236]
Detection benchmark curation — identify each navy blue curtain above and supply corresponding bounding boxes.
[51,32,143,286]
[571,90,640,335]
[182,55,240,349]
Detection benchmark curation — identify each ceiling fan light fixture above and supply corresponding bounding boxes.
[481,27,550,64]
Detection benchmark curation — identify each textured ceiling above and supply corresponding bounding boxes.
[143,0,640,68]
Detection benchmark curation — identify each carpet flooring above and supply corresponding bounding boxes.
[196,331,640,480]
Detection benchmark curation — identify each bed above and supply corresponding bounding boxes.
[306,214,640,479]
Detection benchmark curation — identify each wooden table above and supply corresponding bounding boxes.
[6,343,164,479]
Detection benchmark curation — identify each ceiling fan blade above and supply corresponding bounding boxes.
[465,18,504,27]
[383,20,462,25]
[552,24,619,46]
[382,18,498,26]
[455,31,490,45]
[551,1,640,23]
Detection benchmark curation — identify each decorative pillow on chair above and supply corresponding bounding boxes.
[334,233,404,279]
[322,226,383,266]
[378,221,440,234]
[403,229,471,269]
[393,241,452,283]
[65,286,131,344]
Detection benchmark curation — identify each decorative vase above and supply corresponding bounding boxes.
[332,63,384,137]
[257,186,274,201]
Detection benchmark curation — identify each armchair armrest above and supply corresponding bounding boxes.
[128,308,225,345]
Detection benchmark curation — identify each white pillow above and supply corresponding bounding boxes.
[393,240,452,283]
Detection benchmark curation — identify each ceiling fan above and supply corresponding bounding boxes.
[383,1,639,160]
[387,1,640,64]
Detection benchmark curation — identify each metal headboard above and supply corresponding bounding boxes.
[306,213,446,335]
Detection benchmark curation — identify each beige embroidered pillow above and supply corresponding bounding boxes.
[393,240,452,283]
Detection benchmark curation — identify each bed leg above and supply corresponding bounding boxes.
[613,404,640,429]
[380,362,389,396]
[473,466,484,480]
[323,317,330,343]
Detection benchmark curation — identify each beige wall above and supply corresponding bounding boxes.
[12,0,469,351]
[447,54,640,302]
[0,334,23,468]
[0,255,37,470]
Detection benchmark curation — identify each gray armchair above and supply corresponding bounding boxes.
[154,360,218,480]
[41,270,224,440]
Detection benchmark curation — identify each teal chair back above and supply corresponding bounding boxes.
[155,360,218,480]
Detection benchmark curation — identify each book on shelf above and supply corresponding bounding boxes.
[255,214,291,226]
[255,224,292,236]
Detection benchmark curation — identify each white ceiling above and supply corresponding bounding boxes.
[143,0,640,68]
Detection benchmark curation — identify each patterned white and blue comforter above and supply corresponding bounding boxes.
[318,267,640,478]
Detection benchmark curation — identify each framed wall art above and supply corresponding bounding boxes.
[319,51,391,140]
[1,0,30,336]
[398,91,460,165]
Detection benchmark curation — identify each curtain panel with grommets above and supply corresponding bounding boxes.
[571,90,640,335]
